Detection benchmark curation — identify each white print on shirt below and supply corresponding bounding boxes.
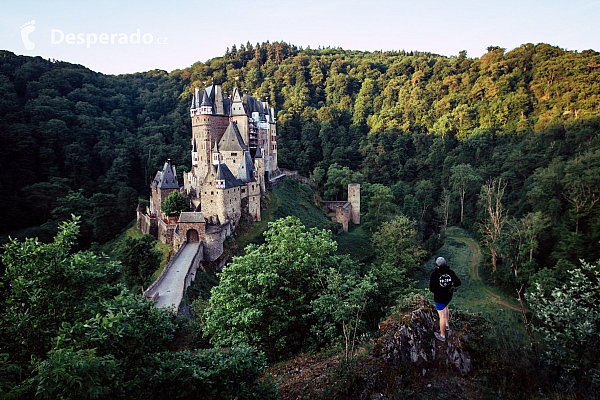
[439,274,452,287]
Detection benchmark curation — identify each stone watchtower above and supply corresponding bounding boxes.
[348,183,360,225]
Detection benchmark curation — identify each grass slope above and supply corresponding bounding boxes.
[99,221,170,280]
[237,178,373,262]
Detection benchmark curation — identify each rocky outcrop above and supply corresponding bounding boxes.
[373,295,473,375]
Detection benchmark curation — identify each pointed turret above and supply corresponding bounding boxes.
[152,159,179,190]
[200,90,213,115]
[230,87,246,116]
[212,141,222,165]
[237,151,256,183]
[190,87,200,117]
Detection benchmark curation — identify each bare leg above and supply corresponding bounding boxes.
[445,306,450,329]
[437,307,447,338]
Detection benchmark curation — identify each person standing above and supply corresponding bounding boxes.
[429,256,461,341]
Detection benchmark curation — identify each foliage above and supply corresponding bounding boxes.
[203,216,377,361]
[528,260,600,390]
[203,216,337,359]
[361,183,398,231]
[0,217,279,398]
[0,52,190,244]
[116,235,162,291]
[370,215,426,316]
[140,346,278,400]
[310,263,376,367]
[160,190,190,216]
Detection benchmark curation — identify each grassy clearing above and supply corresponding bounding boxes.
[237,178,339,250]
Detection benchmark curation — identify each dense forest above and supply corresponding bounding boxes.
[1,41,600,397]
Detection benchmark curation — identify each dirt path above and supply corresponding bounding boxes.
[450,235,521,312]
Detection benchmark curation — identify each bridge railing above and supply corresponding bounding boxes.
[144,242,188,302]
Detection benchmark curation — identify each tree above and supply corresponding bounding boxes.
[450,163,481,224]
[561,150,600,234]
[503,212,550,280]
[0,216,120,367]
[202,216,337,359]
[478,178,508,273]
[161,190,190,216]
[434,188,452,236]
[370,215,426,312]
[117,235,163,292]
[527,260,600,390]
[310,266,376,367]
[1,216,277,399]
[363,183,398,230]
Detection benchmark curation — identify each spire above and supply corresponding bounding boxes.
[230,86,246,116]
[212,141,221,165]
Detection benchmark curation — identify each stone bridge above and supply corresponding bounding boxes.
[144,242,203,312]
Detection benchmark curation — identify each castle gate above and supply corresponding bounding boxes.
[187,229,199,243]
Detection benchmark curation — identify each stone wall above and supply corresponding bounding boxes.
[137,209,157,238]
[204,222,232,261]
[157,219,176,245]
[335,204,351,232]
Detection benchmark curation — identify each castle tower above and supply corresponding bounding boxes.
[230,87,249,146]
[191,88,212,180]
[348,183,360,225]
[150,160,180,218]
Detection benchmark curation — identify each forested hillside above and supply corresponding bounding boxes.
[3,43,599,275]
[0,51,191,245]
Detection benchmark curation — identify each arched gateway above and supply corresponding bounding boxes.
[187,229,199,243]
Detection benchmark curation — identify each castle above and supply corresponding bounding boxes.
[137,84,282,261]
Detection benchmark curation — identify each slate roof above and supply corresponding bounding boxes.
[151,161,179,189]
[201,90,212,106]
[215,163,243,188]
[219,122,248,152]
[237,151,256,183]
[179,212,205,223]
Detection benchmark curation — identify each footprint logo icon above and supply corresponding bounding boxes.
[20,20,36,50]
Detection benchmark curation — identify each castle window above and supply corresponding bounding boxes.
[231,153,237,157]
[241,189,245,194]
[211,191,214,195]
